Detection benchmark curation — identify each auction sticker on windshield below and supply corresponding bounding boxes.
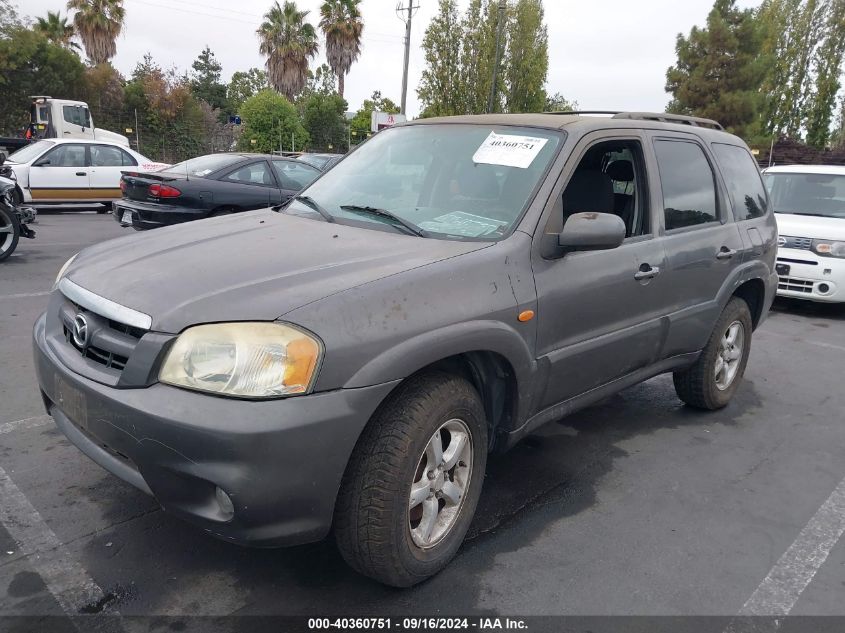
[472,131,549,169]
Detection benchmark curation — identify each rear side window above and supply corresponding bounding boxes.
[654,139,718,230]
[711,143,768,220]
[90,145,137,167]
[273,161,320,189]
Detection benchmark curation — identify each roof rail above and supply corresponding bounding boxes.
[612,112,724,130]
[544,110,621,116]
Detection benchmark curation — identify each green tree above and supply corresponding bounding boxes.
[0,28,86,134]
[237,89,308,152]
[417,0,464,117]
[303,91,348,151]
[505,0,548,113]
[461,0,505,114]
[544,92,578,112]
[257,0,318,101]
[66,0,124,64]
[35,11,80,51]
[228,68,269,112]
[82,63,125,134]
[0,0,20,34]
[319,0,363,98]
[665,0,765,139]
[190,45,228,113]
[804,0,845,148]
[349,90,398,140]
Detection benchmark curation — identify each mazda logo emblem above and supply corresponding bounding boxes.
[777,236,787,247]
[72,314,90,349]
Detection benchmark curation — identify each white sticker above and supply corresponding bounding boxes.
[472,131,548,169]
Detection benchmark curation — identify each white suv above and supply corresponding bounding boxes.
[763,164,845,303]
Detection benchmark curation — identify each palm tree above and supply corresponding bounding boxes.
[66,0,125,65]
[35,11,80,51]
[319,0,363,98]
[257,1,319,101]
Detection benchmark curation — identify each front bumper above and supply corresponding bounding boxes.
[776,248,845,303]
[33,312,399,547]
[112,200,208,231]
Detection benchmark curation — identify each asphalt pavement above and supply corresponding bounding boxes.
[1,212,845,629]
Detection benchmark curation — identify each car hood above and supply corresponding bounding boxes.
[775,213,845,241]
[64,209,490,333]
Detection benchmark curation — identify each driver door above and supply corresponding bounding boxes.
[531,132,670,409]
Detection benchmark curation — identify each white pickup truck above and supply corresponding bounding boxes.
[0,97,130,157]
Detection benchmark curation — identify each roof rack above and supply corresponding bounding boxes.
[612,112,724,130]
[544,110,725,131]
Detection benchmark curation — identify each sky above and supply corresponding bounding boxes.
[20,0,759,118]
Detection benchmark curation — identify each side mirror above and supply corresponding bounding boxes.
[559,212,626,251]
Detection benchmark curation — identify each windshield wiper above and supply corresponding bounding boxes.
[293,195,335,223]
[339,205,428,237]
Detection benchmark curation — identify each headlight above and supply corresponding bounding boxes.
[54,253,77,287]
[812,240,845,258]
[159,322,322,398]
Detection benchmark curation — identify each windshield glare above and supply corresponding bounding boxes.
[763,172,845,218]
[166,153,246,178]
[287,124,562,240]
[6,140,54,164]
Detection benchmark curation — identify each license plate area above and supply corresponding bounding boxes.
[53,375,88,431]
[121,210,132,225]
[775,263,790,276]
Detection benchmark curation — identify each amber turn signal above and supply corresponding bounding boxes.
[518,310,535,322]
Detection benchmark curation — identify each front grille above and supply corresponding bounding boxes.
[58,296,144,375]
[778,276,813,293]
[780,236,813,250]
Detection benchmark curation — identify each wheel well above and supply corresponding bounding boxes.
[733,279,765,329]
[411,352,518,452]
[210,205,239,215]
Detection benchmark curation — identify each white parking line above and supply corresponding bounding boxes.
[0,290,50,299]
[0,465,121,621]
[0,415,51,435]
[737,475,845,616]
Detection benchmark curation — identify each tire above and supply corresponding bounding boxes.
[0,203,20,262]
[334,371,488,587]
[673,297,753,410]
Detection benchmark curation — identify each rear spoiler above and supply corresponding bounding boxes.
[120,170,179,182]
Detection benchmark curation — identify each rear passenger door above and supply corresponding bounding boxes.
[89,144,138,199]
[647,134,745,357]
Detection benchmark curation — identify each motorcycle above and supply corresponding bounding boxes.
[0,154,36,262]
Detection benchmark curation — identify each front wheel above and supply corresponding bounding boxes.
[673,297,753,409]
[334,372,487,587]
[0,203,20,262]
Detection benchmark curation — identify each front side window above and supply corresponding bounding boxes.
[62,105,91,128]
[224,161,275,186]
[654,139,718,230]
[90,145,136,167]
[763,172,845,219]
[712,143,768,220]
[285,124,562,241]
[42,144,87,168]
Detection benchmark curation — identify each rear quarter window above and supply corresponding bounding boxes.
[711,143,768,220]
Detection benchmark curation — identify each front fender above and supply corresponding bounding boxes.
[345,319,537,391]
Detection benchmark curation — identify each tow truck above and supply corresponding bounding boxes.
[0,96,130,158]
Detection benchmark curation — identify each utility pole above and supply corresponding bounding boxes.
[396,1,420,116]
[487,0,507,114]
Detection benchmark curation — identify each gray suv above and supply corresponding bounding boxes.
[34,112,778,586]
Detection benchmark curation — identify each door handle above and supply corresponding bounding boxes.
[75,172,87,176]
[634,265,660,281]
[716,247,737,260]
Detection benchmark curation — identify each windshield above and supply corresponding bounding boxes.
[6,140,54,164]
[285,124,562,240]
[763,172,845,219]
[165,153,246,178]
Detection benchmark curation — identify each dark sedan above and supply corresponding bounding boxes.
[296,152,343,171]
[113,153,320,230]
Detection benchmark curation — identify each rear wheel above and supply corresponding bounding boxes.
[0,204,20,262]
[334,372,487,587]
[673,297,753,409]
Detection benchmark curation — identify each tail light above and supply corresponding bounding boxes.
[149,183,181,198]
[119,179,127,193]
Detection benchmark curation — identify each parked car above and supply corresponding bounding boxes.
[3,138,167,206]
[35,111,777,587]
[114,153,321,230]
[762,164,845,303]
[296,152,343,171]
